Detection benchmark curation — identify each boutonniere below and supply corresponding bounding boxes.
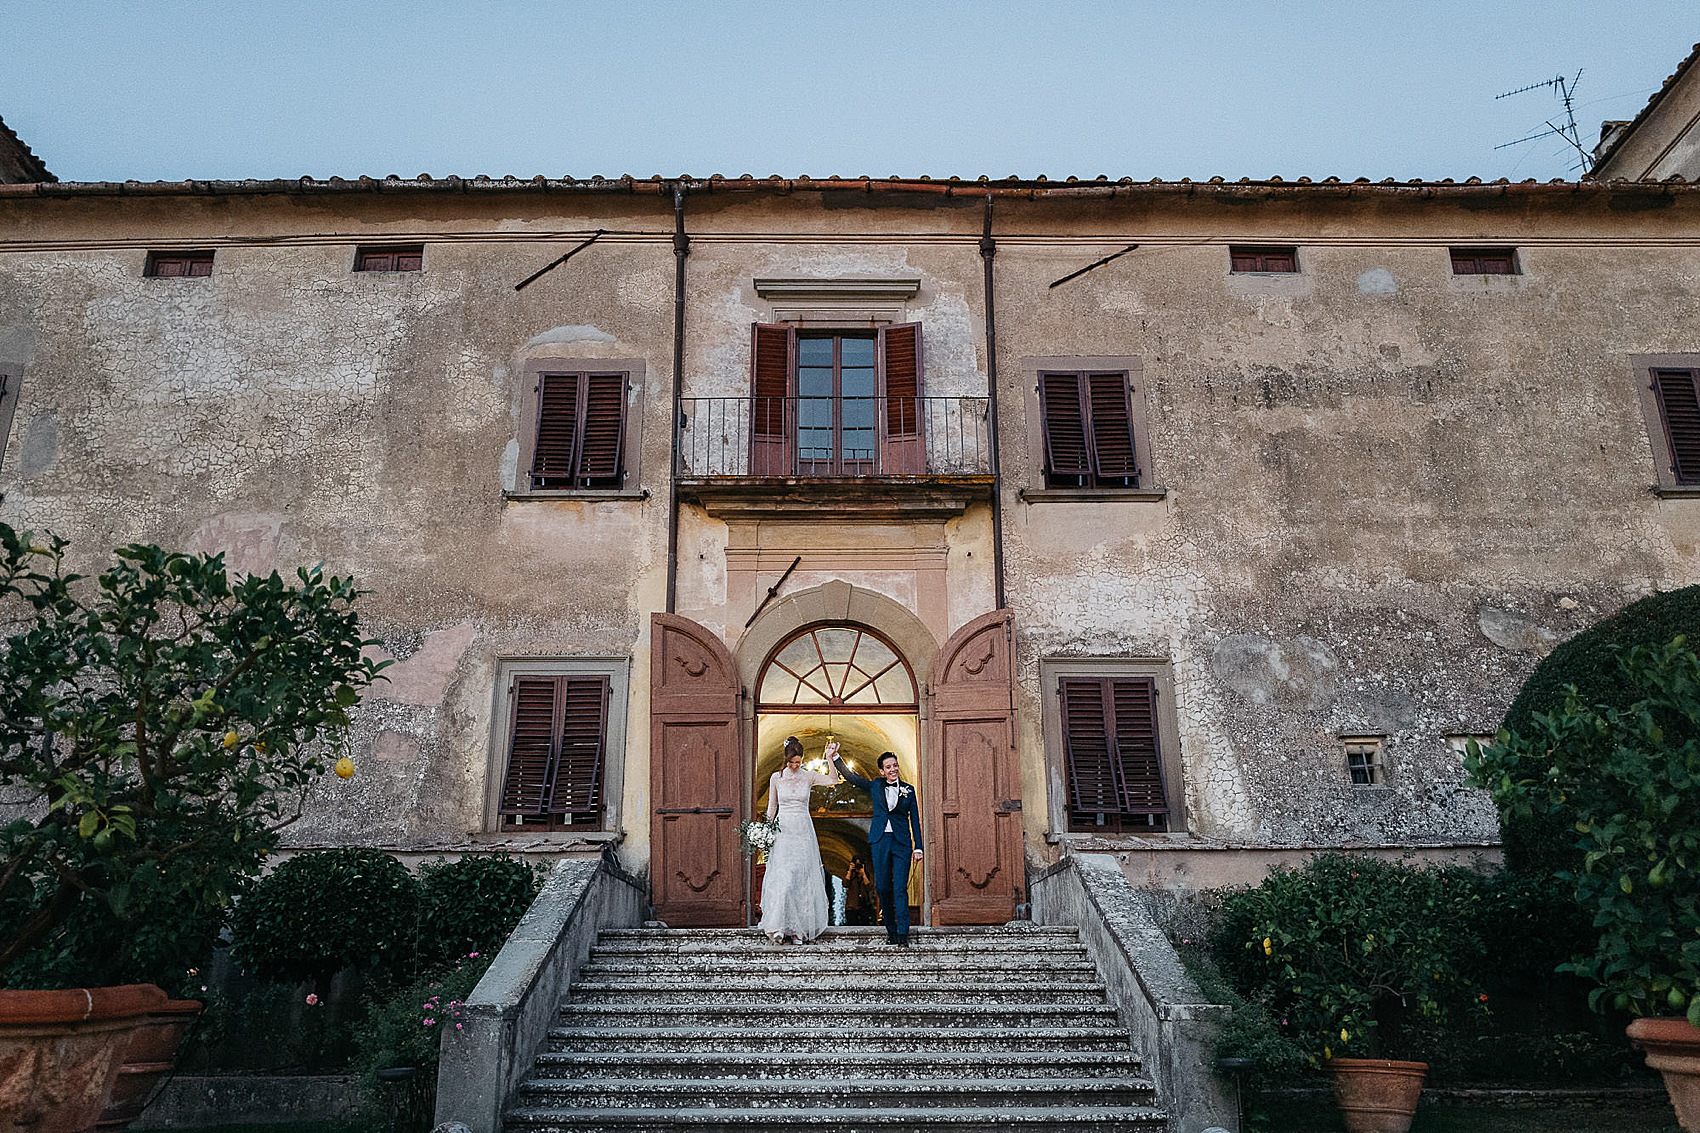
[897,785,913,801]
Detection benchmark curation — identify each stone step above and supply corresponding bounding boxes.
[559,1001,1123,1030]
[514,1076,1155,1111]
[545,1025,1134,1054]
[576,962,1101,984]
[579,955,1099,978]
[592,928,1082,955]
[568,981,1108,1007]
[504,1104,1166,1132]
[531,1050,1145,1081]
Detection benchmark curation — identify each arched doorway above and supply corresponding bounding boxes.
[752,624,923,928]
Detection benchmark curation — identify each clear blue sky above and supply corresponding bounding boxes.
[5,1,1695,183]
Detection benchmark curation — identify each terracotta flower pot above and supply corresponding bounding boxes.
[95,998,202,1130]
[1629,1016,1700,1131]
[1323,1057,1428,1133]
[0,984,167,1133]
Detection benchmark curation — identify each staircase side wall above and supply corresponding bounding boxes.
[435,855,647,1133]
[1031,852,1235,1133]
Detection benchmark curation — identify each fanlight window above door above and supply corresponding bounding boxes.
[758,626,917,709]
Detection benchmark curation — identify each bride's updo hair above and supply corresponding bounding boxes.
[783,736,804,762]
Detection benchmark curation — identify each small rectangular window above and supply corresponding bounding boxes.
[498,674,609,831]
[530,371,628,490]
[1343,736,1384,786]
[144,250,214,278]
[1039,371,1141,489]
[354,244,424,272]
[1450,247,1519,275]
[1229,246,1298,273]
[1060,675,1170,832]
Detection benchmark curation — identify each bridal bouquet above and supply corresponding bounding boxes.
[738,816,781,860]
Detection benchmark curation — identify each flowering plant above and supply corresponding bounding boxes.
[739,816,781,860]
[355,950,491,1089]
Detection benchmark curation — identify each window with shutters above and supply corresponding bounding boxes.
[510,357,644,497]
[1449,247,1519,275]
[749,322,924,476]
[1040,658,1186,836]
[489,658,629,834]
[1020,356,1159,500]
[354,243,424,272]
[1632,355,1700,495]
[144,250,214,278]
[1229,246,1299,273]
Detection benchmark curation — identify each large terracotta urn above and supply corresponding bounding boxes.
[1629,1016,1700,1131]
[96,998,203,1130]
[1323,1057,1428,1133]
[0,984,167,1133]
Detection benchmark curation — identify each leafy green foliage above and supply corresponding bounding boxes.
[354,951,492,1086]
[416,854,544,969]
[0,523,383,989]
[1497,586,1700,876]
[1210,853,1488,1063]
[232,848,420,989]
[1467,640,1700,1024]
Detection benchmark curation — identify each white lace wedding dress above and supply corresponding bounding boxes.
[757,767,835,942]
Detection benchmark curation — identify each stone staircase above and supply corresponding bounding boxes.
[502,924,1165,1132]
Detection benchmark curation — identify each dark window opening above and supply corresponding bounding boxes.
[1653,368,1700,485]
[144,250,214,278]
[498,674,609,831]
[1450,247,1518,275]
[1039,371,1140,489]
[1061,676,1169,833]
[354,244,424,272]
[529,371,627,490]
[1229,246,1299,273]
[1344,738,1384,786]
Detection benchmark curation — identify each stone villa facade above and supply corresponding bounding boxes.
[5,58,1700,928]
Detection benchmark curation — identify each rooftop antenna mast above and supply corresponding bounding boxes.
[1494,70,1592,173]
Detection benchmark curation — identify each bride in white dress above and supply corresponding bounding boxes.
[757,736,840,944]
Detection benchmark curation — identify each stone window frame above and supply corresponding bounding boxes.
[1039,656,1188,839]
[486,656,630,838]
[1018,356,1165,503]
[1342,734,1387,787]
[506,356,648,501]
[1632,353,1700,497]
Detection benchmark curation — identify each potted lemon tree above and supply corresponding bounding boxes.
[0,523,382,1130]
[1468,639,1700,1131]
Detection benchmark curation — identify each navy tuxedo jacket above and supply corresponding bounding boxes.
[834,756,924,852]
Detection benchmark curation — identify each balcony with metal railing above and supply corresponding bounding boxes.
[676,395,994,518]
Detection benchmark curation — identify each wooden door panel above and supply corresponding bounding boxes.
[651,614,745,927]
[928,609,1023,926]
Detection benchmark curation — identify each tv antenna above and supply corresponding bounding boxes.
[1495,70,1592,173]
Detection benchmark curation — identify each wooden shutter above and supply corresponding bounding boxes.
[1061,675,1169,830]
[577,372,627,486]
[1655,369,1700,484]
[878,322,924,474]
[1230,246,1297,273]
[1040,372,1092,484]
[1086,372,1139,485]
[530,373,582,489]
[498,675,608,829]
[750,323,795,476]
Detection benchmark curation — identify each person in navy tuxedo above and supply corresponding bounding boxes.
[827,742,923,946]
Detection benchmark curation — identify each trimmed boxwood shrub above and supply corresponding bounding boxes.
[1496,584,1700,876]
[417,854,544,969]
[232,847,420,994]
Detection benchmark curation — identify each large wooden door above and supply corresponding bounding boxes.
[927,609,1023,925]
[650,613,745,926]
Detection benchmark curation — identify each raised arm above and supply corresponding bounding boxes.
[831,752,875,792]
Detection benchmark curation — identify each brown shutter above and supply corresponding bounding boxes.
[750,323,795,476]
[877,322,924,474]
[554,676,609,819]
[1060,677,1120,814]
[498,675,608,828]
[1040,372,1092,484]
[1086,372,1139,485]
[1110,677,1168,818]
[530,373,583,489]
[499,677,563,822]
[577,372,627,485]
[1655,369,1700,484]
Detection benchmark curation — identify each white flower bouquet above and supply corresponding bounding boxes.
[739,816,781,860]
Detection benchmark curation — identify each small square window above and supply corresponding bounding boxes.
[1229,246,1298,273]
[1450,247,1519,275]
[144,250,214,278]
[354,244,424,272]
[1342,736,1384,786]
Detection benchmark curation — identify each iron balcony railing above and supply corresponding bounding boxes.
[677,395,992,479]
